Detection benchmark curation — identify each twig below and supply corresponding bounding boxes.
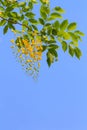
[0,15,30,29]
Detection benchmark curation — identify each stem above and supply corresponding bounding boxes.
[0,15,30,30]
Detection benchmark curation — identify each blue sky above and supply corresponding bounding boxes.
[0,0,87,130]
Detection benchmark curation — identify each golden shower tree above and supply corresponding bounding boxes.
[0,0,84,78]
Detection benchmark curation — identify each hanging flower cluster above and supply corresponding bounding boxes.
[11,35,43,79]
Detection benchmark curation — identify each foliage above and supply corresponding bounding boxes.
[0,0,84,79]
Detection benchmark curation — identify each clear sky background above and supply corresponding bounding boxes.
[0,0,87,130]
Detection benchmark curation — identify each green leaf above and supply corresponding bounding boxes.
[25,12,35,18]
[58,37,62,43]
[57,30,63,37]
[0,6,4,11]
[69,45,74,57]
[47,57,51,67]
[6,6,13,12]
[32,25,38,31]
[74,30,85,36]
[52,29,57,35]
[8,23,15,30]
[40,5,50,14]
[10,12,17,18]
[54,6,65,13]
[22,20,28,29]
[31,0,37,4]
[29,19,38,24]
[50,35,55,40]
[76,35,82,42]
[47,26,52,35]
[40,11,47,19]
[67,22,77,31]
[48,44,59,50]
[49,49,58,57]
[20,14,24,21]
[40,5,49,19]
[53,20,60,30]
[46,39,56,44]
[39,18,45,25]
[69,32,78,43]
[47,16,55,21]
[18,2,26,7]
[40,29,46,35]
[61,41,67,52]
[50,12,62,19]
[62,32,71,40]
[45,23,51,27]
[42,45,47,52]
[40,0,49,4]
[0,20,6,26]
[22,20,28,25]
[46,51,54,67]
[22,6,30,12]
[74,47,82,59]
[60,20,68,30]
[69,41,78,47]
[3,25,8,34]
[28,2,33,10]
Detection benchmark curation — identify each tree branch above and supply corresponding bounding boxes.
[0,15,30,30]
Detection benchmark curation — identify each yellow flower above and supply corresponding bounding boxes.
[19,55,22,58]
[17,49,21,53]
[24,50,28,55]
[0,12,2,15]
[31,40,35,45]
[25,43,30,48]
[37,57,42,60]
[16,43,20,47]
[38,62,40,67]
[21,47,25,53]
[35,46,43,51]
[26,59,32,63]
[39,46,43,50]
[21,48,28,55]
[10,46,14,48]
[36,51,42,56]
[22,39,28,44]
[10,39,15,43]
[27,46,33,52]
[11,29,17,34]
[32,30,38,36]
[22,30,25,33]
[30,53,35,58]
[22,39,31,49]
[20,43,23,47]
